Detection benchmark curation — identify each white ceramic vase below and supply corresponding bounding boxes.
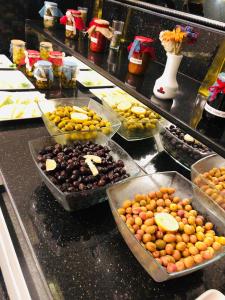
[153,53,183,100]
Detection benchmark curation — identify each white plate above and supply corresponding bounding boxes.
[90,87,140,107]
[0,70,35,90]
[196,290,225,300]
[0,55,15,69]
[77,70,115,88]
[0,91,46,121]
[64,56,91,70]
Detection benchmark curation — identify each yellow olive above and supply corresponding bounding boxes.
[75,124,82,131]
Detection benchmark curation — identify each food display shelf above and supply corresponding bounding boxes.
[0,16,224,300]
[26,20,225,157]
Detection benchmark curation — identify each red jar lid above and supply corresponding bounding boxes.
[135,36,154,44]
[67,9,81,15]
[27,50,40,55]
[49,51,63,57]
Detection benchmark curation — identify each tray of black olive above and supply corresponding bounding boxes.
[159,124,213,169]
[29,133,141,211]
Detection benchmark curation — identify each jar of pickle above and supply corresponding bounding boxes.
[87,19,113,53]
[128,36,155,75]
[25,50,40,77]
[60,60,79,89]
[60,9,85,39]
[33,60,54,89]
[10,40,26,66]
[39,42,53,60]
[39,1,62,28]
[49,51,64,77]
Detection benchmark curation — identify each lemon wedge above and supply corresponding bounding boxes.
[70,112,88,122]
[83,155,102,164]
[85,158,99,176]
[117,101,131,111]
[72,106,87,114]
[46,159,57,171]
[131,106,146,115]
[155,213,179,232]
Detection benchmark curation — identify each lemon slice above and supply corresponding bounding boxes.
[117,101,131,111]
[85,158,99,176]
[155,213,179,232]
[83,155,102,163]
[70,112,88,122]
[184,134,194,143]
[131,106,146,115]
[46,159,57,171]
[72,106,87,114]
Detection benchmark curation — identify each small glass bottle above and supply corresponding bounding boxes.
[60,60,79,89]
[33,60,54,89]
[128,36,154,75]
[25,50,40,77]
[39,42,53,60]
[88,19,112,53]
[10,40,26,66]
[49,51,64,77]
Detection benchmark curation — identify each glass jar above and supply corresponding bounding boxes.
[128,36,154,75]
[60,10,85,39]
[60,60,79,89]
[39,42,53,60]
[39,1,62,28]
[34,60,54,89]
[88,19,112,53]
[10,40,26,66]
[77,7,88,25]
[25,50,40,77]
[49,51,64,77]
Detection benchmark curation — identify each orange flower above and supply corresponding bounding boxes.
[162,27,187,43]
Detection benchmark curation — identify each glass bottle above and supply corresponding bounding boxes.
[197,72,225,144]
[34,60,54,89]
[25,50,40,77]
[198,39,225,98]
[39,42,53,60]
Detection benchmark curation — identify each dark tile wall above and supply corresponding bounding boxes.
[102,0,225,82]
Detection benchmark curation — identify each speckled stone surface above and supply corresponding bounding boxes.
[1,117,225,299]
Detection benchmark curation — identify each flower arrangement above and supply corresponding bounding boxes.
[159,25,199,55]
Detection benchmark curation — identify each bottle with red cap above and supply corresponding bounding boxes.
[128,36,155,75]
[197,72,225,144]
[60,9,85,39]
[25,50,40,77]
[87,19,113,53]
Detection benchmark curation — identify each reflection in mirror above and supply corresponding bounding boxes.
[137,0,225,23]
